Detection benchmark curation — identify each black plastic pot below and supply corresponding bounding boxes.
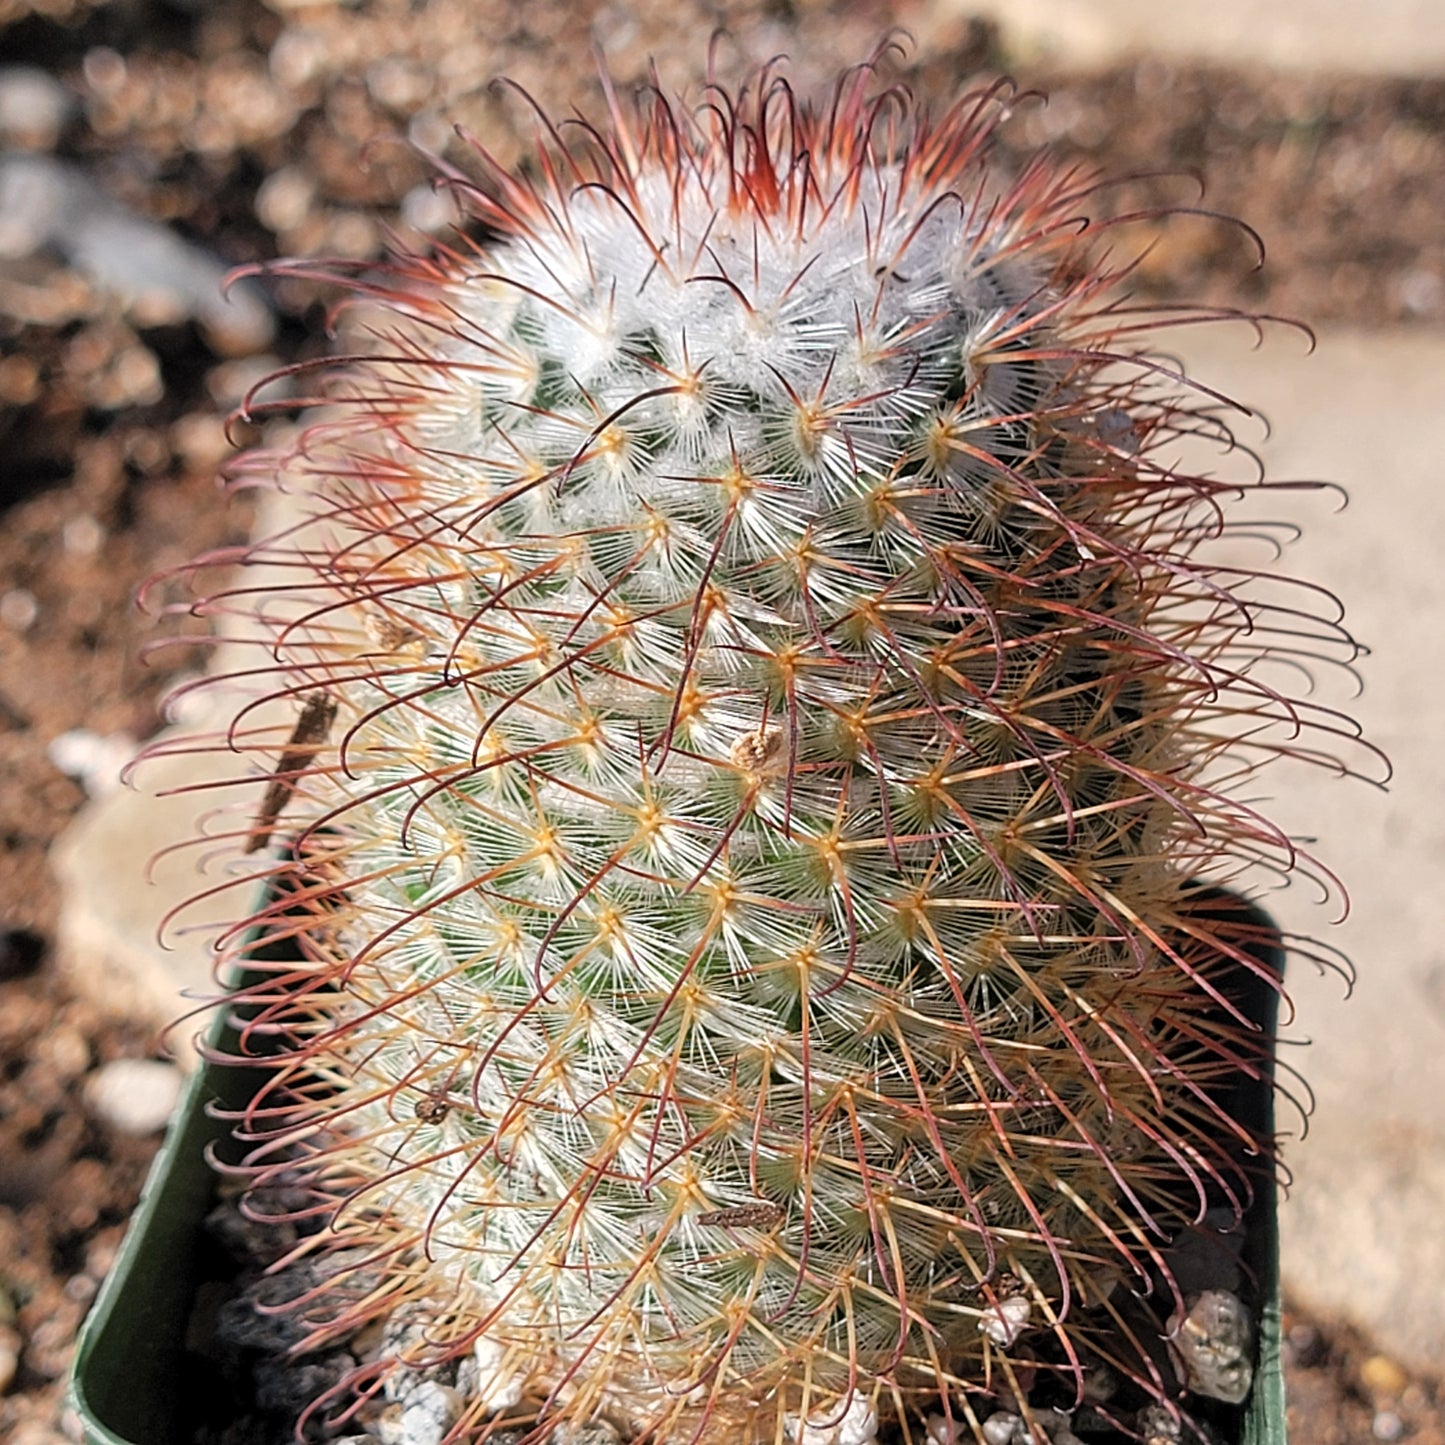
[69,901,1288,1445]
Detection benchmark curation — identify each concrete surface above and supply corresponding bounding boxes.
[950,0,1445,76]
[1169,323,1445,1377]
[53,327,1445,1370]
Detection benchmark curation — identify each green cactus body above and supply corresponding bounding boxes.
[183,61,1345,1445]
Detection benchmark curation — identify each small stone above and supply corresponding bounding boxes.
[0,586,38,632]
[39,1025,90,1079]
[375,1403,407,1445]
[255,165,316,235]
[169,413,231,473]
[63,1273,98,1305]
[323,209,381,260]
[981,1414,1019,1445]
[25,1311,78,1380]
[377,1305,461,1409]
[1359,1353,1409,1399]
[268,27,330,89]
[471,1333,524,1412]
[81,47,126,96]
[1283,1319,1324,1368]
[206,354,287,409]
[0,66,72,150]
[47,729,138,798]
[84,1058,184,1135]
[101,343,164,408]
[925,1415,962,1445]
[979,1294,1033,1348]
[399,1381,461,1445]
[0,153,66,258]
[784,1392,877,1445]
[1168,1290,1253,1404]
[1137,1406,1182,1445]
[1398,268,1444,318]
[366,57,432,113]
[551,1424,621,1445]
[407,110,453,156]
[62,514,105,557]
[400,183,459,235]
[980,1411,1080,1445]
[1372,1411,1405,1443]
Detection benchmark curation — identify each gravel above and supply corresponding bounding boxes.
[83,1057,184,1135]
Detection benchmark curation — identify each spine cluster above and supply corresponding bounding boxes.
[164,58,1357,1445]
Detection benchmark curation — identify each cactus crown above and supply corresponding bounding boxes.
[169,54,1356,1445]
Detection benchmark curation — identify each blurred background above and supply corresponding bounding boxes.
[0,1,1441,1442]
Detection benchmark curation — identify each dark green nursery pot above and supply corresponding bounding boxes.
[69,903,1288,1445]
[68,977,265,1445]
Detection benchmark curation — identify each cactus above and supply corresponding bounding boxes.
[166,56,1354,1445]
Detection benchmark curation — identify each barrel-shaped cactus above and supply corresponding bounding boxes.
[172,58,1348,1445]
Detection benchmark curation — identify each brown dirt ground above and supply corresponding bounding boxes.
[1,1,1442,1441]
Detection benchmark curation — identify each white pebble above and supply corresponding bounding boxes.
[407,110,453,156]
[62,513,105,556]
[784,1392,877,1445]
[0,66,71,150]
[472,1333,524,1412]
[85,1058,183,1135]
[0,588,37,633]
[269,27,330,89]
[400,183,459,236]
[39,1026,90,1079]
[380,1310,454,1405]
[980,1411,1083,1445]
[926,1414,963,1445]
[0,153,65,258]
[47,728,138,797]
[982,1413,1020,1445]
[979,1293,1033,1348]
[1399,268,1444,318]
[399,1382,461,1445]
[1372,1411,1405,1442]
[255,165,315,235]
